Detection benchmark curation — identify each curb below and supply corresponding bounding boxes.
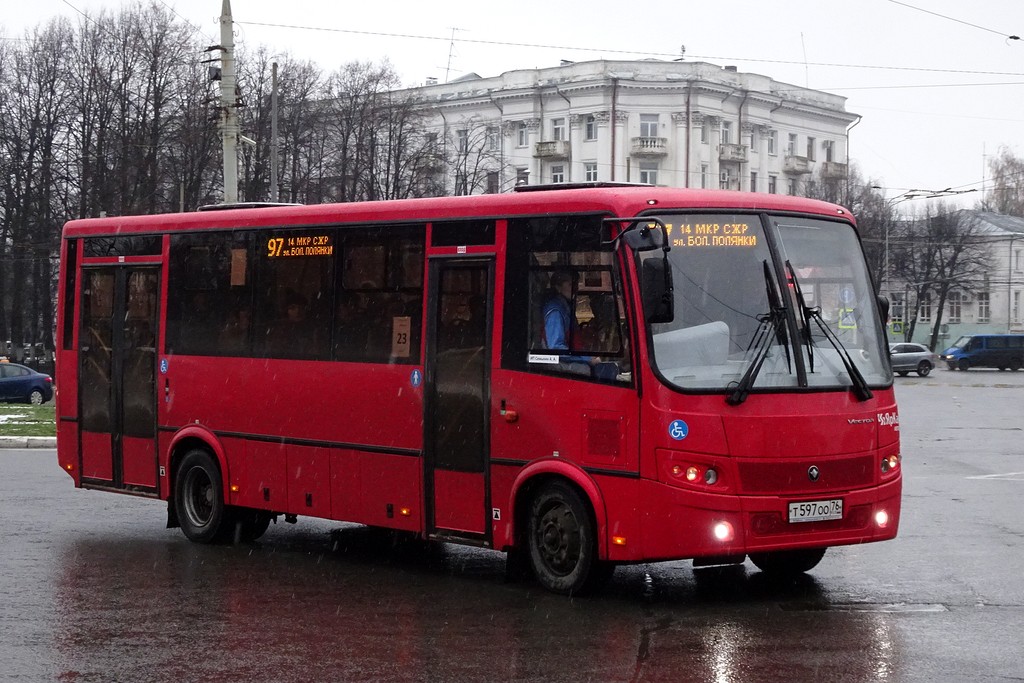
[0,436,57,449]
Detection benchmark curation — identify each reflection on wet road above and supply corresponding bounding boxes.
[3,370,1023,681]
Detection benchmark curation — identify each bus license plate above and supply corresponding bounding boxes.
[788,499,843,523]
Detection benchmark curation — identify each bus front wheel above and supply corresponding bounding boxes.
[528,481,613,595]
[749,547,827,575]
[175,449,229,543]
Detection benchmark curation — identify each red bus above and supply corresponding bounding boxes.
[56,185,901,594]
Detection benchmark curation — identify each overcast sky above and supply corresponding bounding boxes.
[4,0,1023,209]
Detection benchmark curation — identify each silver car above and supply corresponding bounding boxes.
[889,342,938,377]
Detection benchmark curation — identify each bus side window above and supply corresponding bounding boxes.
[502,215,629,383]
[167,233,254,357]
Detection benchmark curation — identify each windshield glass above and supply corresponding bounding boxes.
[642,213,890,392]
[950,335,971,349]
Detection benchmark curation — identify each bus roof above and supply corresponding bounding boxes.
[62,186,852,238]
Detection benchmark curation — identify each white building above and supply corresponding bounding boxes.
[410,59,858,194]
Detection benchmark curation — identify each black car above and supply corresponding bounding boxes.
[889,343,938,377]
[0,362,54,404]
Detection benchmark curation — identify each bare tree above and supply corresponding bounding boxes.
[0,19,74,358]
[446,116,506,196]
[983,146,1024,216]
[890,206,992,348]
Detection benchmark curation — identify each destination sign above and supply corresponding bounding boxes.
[658,221,758,248]
[266,233,334,258]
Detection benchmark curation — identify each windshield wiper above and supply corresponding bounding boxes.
[727,261,790,406]
[785,261,873,401]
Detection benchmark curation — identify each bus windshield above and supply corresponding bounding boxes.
[642,213,890,393]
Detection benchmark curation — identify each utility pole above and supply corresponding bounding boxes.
[219,0,239,203]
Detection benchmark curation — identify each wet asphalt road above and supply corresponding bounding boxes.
[1,368,1022,682]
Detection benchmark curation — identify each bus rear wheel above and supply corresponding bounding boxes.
[175,449,229,543]
[749,547,827,576]
[528,481,613,595]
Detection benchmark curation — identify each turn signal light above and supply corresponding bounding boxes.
[64,463,74,471]
[400,507,412,517]
[612,536,627,546]
[230,484,240,493]
[686,466,700,482]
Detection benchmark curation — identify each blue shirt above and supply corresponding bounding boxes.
[543,294,592,365]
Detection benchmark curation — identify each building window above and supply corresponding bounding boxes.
[787,133,798,156]
[823,139,835,162]
[919,294,932,323]
[947,292,961,324]
[486,126,500,151]
[750,171,758,192]
[719,169,730,190]
[806,136,816,161]
[1016,249,1023,272]
[749,127,759,149]
[455,172,468,196]
[768,174,777,194]
[700,163,709,189]
[721,121,732,145]
[552,117,566,141]
[517,122,528,148]
[486,171,499,194]
[551,164,565,184]
[516,167,530,186]
[585,115,597,141]
[767,130,777,155]
[456,129,468,153]
[787,178,797,195]
[640,114,659,138]
[700,120,709,144]
[1015,291,1022,324]
[584,162,598,182]
[639,162,658,186]
[978,292,990,323]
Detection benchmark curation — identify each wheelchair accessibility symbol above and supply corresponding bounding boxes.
[668,419,689,441]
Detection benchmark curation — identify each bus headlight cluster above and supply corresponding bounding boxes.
[880,454,900,473]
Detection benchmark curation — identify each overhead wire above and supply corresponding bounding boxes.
[235,19,1024,79]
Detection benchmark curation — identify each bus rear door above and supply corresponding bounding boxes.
[79,265,160,494]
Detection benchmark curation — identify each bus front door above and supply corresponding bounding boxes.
[79,266,160,494]
[424,259,492,543]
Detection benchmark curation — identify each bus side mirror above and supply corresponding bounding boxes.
[642,258,674,324]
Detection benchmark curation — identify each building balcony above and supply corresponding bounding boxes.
[534,140,571,159]
[631,137,668,156]
[719,143,748,163]
[821,161,848,179]
[783,155,812,175]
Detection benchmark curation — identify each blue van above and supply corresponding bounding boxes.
[940,334,1024,371]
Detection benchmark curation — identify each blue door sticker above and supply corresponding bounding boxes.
[159,358,168,374]
[668,419,688,440]
[410,369,422,387]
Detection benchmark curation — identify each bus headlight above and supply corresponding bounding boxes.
[875,510,889,528]
[713,521,734,542]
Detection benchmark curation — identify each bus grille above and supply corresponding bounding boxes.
[737,454,874,494]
